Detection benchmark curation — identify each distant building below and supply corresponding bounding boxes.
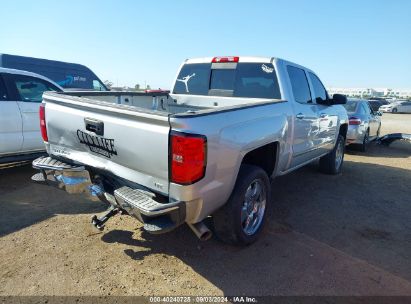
[110,86,135,91]
[327,87,411,98]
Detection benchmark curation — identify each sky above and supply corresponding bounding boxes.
[0,0,410,89]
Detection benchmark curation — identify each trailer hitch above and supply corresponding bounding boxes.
[91,207,120,231]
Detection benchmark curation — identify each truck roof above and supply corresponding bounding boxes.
[183,56,318,78]
[185,56,275,64]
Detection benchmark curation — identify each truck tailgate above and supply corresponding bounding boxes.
[44,95,170,195]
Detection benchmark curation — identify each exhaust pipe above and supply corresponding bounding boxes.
[188,221,212,241]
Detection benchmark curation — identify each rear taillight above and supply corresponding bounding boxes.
[212,56,239,63]
[349,117,362,125]
[39,103,48,142]
[170,132,206,185]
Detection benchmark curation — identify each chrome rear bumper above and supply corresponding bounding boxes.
[31,156,186,234]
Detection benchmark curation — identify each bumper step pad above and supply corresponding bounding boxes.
[114,186,178,215]
[114,186,185,234]
[32,156,84,171]
[31,172,46,182]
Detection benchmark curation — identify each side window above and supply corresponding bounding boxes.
[308,72,328,104]
[287,66,311,104]
[93,80,106,91]
[0,76,8,101]
[365,102,374,114]
[12,75,60,103]
[361,103,369,114]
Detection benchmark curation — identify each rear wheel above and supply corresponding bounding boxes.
[319,134,345,174]
[213,165,271,246]
[392,108,398,113]
[359,129,370,152]
[376,124,381,138]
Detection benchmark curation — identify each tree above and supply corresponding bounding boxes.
[146,85,151,90]
[135,83,140,90]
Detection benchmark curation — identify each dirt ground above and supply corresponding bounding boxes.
[0,114,410,296]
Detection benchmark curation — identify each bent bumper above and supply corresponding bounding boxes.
[32,156,186,233]
[346,125,365,145]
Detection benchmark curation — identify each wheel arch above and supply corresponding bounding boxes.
[240,141,279,178]
[339,123,348,139]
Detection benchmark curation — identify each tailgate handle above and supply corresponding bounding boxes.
[84,118,104,136]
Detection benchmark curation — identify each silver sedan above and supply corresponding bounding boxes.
[343,99,382,151]
[379,100,411,113]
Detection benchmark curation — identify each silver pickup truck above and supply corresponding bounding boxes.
[32,56,348,245]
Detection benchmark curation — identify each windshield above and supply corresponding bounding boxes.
[173,63,281,99]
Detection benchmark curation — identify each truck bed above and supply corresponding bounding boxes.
[57,91,210,115]
[42,91,283,196]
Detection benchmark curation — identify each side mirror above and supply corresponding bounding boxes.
[331,94,347,105]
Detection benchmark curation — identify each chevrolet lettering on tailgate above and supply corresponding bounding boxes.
[77,129,117,158]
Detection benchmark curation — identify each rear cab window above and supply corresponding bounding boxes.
[173,62,281,99]
[343,100,358,112]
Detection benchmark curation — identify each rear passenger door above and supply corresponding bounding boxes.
[364,102,379,136]
[287,66,321,167]
[4,74,60,152]
[307,72,338,153]
[0,74,23,155]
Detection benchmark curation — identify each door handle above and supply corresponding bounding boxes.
[296,113,305,119]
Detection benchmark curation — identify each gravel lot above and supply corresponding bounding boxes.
[0,113,410,296]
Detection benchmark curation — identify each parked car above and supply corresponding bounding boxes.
[0,54,107,91]
[0,68,63,163]
[380,100,411,113]
[379,100,409,113]
[368,99,389,112]
[343,99,381,151]
[32,56,348,246]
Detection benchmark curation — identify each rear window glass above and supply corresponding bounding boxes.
[173,63,281,99]
[343,100,358,112]
[210,69,236,90]
[173,63,211,96]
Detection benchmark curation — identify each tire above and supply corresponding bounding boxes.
[213,165,271,246]
[358,129,370,152]
[319,134,345,174]
[392,108,398,113]
[376,124,381,138]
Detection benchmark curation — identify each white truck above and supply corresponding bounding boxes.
[0,68,63,163]
[32,56,348,245]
